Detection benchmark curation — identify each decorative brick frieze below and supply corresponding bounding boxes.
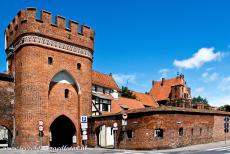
[7,35,93,59]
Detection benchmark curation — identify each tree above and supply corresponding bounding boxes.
[192,96,208,105]
[218,105,230,112]
[121,86,136,99]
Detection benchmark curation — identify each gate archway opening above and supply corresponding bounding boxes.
[50,115,76,147]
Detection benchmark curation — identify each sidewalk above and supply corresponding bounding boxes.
[87,140,230,153]
[157,140,230,153]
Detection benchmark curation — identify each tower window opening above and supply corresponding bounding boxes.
[77,63,81,70]
[65,89,69,99]
[179,128,183,136]
[48,57,53,65]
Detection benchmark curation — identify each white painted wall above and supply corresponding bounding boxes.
[99,125,114,148]
[111,90,118,99]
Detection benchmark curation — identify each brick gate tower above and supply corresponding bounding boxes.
[5,8,94,147]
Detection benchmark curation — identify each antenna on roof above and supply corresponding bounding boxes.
[126,79,129,87]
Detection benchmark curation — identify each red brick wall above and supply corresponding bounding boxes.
[89,112,216,150]
[0,80,14,131]
[213,115,230,141]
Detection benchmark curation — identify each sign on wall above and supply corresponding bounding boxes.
[81,116,88,123]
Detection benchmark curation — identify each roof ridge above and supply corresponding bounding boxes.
[92,70,111,77]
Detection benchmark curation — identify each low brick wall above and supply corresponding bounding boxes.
[88,109,230,150]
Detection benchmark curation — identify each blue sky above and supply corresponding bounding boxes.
[0,0,230,107]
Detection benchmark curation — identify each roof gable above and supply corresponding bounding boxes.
[149,76,186,101]
[92,70,120,91]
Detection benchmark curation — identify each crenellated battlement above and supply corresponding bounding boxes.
[5,8,94,52]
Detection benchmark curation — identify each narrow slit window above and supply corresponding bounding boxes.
[77,63,81,70]
[48,57,53,65]
[65,89,69,98]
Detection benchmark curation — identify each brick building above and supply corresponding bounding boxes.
[0,8,229,150]
[150,74,192,108]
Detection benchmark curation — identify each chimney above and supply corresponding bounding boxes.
[109,73,112,76]
[161,78,165,86]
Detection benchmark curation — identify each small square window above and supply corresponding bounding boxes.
[77,63,81,70]
[154,129,163,138]
[48,57,53,65]
[102,104,108,111]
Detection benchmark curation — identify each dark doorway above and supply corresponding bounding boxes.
[50,115,76,147]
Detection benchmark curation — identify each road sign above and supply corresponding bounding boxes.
[38,120,44,126]
[81,116,88,123]
[113,127,119,131]
[82,134,88,140]
[81,123,88,130]
[38,126,43,131]
[113,122,118,128]
[122,119,127,126]
[83,130,87,135]
[122,114,128,120]
[225,123,229,129]
[224,117,229,122]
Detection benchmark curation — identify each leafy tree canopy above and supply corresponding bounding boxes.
[121,86,136,99]
[192,96,208,105]
[218,104,230,112]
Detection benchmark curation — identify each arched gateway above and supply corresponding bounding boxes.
[50,115,76,147]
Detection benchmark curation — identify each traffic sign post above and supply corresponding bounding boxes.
[38,120,44,147]
[122,112,128,150]
[81,116,88,149]
[113,122,118,149]
[224,116,229,145]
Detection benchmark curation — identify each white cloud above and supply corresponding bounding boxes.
[113,73,137,86]
[202,72,208,78]
[202,72,219,82]
[158,68,170,79]
[209,95,230,107]
[194,87,205,93]
[218,76,230,91]
[173,48,224,69]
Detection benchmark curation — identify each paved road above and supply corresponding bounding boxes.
[1,140,230,154]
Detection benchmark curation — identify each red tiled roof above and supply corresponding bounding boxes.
[132,91,158,107]
[149,76,186,101]
[103,97,145,115]
[92,71,120,91]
